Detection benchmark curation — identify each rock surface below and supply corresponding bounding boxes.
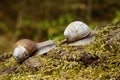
[0,23,120,80]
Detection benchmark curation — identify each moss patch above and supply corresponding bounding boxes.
[0,23,120,80]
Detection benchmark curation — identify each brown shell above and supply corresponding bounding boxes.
[13,39,37,63]
[14,39,37,54]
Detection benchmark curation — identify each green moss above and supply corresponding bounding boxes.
[0,23,120,80]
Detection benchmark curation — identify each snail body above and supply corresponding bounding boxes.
[63,21,95,46]
[13,39,55,63]
[35,40,56,55]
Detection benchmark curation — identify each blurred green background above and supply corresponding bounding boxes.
[0,0,120,53]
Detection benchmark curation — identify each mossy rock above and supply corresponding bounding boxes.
[0,23,120,80]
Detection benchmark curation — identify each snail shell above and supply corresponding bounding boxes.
[13,39,37,63]
[13,39,56,63]
[64,21,95,46]
[64,21,92,42]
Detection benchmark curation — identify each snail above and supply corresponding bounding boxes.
[63,21,96,46]
[13,39,56,63]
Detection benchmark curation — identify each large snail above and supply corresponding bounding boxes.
[63,21,95,46]
[13,39,56,63]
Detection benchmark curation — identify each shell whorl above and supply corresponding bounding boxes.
[13,39,37,63]
[64,21,92,42]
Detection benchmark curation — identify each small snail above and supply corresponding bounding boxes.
[63,21,95,46]
[13,39,56,63]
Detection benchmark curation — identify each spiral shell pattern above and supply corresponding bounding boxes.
[64,21,92,42]
[13,39,37,63]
